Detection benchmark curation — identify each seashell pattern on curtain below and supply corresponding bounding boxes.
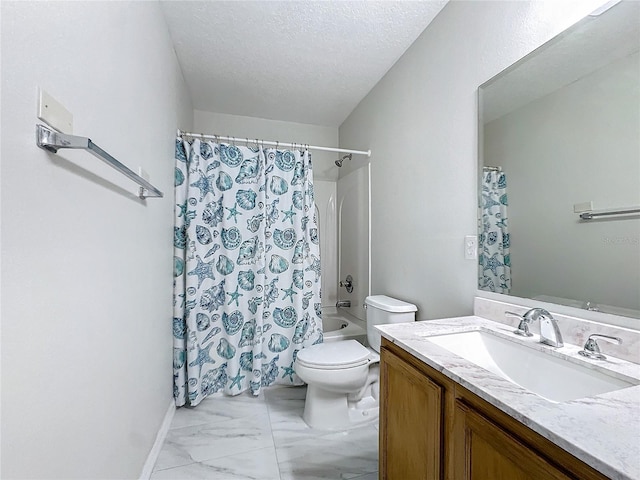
[173,136,322,406]
[478,169,511,294]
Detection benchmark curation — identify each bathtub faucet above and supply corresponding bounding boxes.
[336,300,351,308]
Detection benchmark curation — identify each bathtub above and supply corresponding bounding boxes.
[322,308,367,343]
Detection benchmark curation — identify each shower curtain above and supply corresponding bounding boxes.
[173,137,323,407]
[479,169,511,294]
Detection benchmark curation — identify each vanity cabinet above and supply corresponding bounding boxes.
[379,339,610,480]
[452,401,572,480]
[379,344,444,479]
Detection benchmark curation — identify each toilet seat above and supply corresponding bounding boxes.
[296,340,372,370]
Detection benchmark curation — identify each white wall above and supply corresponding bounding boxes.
[0,2,193,478]
[485,52,640,311]
[193,110,340,306]
[338,0,606,320]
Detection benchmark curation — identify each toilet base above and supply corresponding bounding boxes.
[302,383,379,430]
[346,395,379,426]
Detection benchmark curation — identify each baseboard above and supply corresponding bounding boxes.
[139,399,176,479]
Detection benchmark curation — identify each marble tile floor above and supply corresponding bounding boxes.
[151,386,379,480]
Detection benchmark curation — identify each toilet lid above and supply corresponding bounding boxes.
[296,340,372,369]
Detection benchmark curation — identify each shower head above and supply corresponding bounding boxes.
[335,153,352,167]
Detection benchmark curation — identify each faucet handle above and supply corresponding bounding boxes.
[583,301,600,312]
[339,275,354,293]
[588,334,622,345]
[579,334,623,360]
[505,311,534,337]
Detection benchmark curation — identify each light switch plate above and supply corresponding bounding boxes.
[465,235,477,260]
[38,89,73,134]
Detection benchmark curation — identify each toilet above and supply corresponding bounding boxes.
[294,295,417,430]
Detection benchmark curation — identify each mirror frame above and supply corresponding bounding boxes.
[475,2,639,331]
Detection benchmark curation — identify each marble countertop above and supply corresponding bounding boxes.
[377,316,640,480]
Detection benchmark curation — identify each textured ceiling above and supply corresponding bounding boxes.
[161,1,448,126]
[482,0,639,123]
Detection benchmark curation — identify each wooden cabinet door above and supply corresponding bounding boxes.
[453,400,575,480]
[380,347,444,480]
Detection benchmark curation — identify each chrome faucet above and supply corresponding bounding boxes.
[506,308,564,348]
[583,301,600,312]
[336,300,351,308]
[579,334,622,360]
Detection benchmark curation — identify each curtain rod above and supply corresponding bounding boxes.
[178,130,371,158]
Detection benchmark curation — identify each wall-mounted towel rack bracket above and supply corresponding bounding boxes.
[36,124,163,199]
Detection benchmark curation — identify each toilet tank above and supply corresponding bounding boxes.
[365,295,417,352]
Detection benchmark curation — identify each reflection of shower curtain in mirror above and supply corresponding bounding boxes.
[479,170,511,294]
[173,137,323,407]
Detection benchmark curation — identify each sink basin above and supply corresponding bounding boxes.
[426,330,638,402]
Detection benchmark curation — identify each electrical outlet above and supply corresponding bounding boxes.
[464,235,477,260]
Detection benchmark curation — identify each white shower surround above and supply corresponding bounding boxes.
[337,165,371,321]
[314,180,338,307]
[312,165,372,317]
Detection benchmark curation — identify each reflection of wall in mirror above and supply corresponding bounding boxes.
[483,51,640,313]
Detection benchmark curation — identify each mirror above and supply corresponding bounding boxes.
[478,0,640,319]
